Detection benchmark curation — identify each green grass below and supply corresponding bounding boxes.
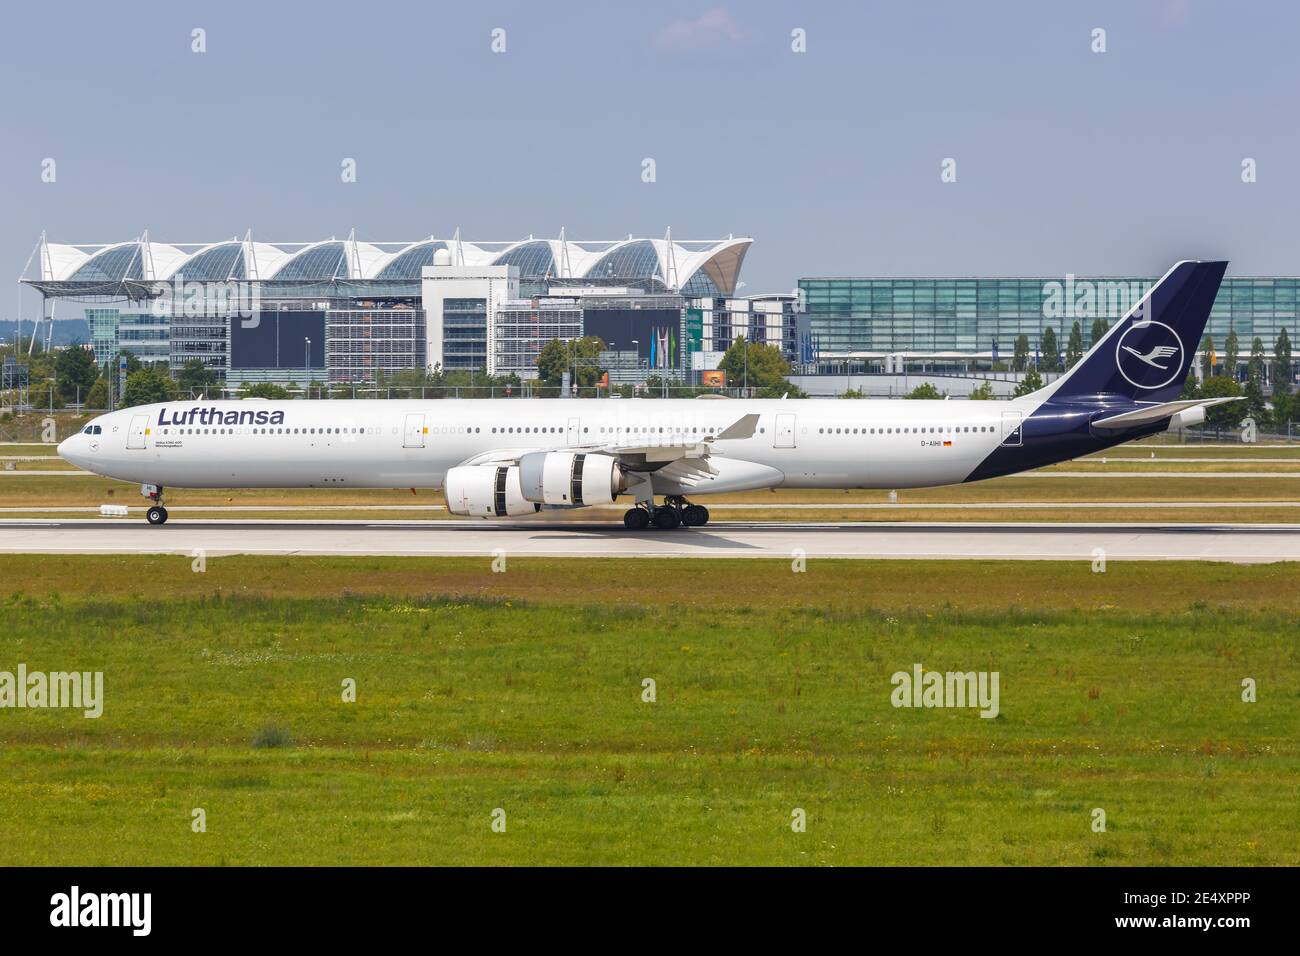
[0,556,1296,865]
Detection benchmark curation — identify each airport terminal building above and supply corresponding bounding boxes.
[28,234,1295,390]
[22,231,785,387]
[800,275,1300,381]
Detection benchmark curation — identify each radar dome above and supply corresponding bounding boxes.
[432,248,452,266]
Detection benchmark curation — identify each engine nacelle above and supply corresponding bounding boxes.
[518,451,622,506]
[444,465,541,518]
[1168,405,1207,430]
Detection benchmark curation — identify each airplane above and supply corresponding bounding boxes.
[59,260,1238,531]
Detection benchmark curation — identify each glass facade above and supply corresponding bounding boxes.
[274,242,349,281]
[442,297,489,371]
[587,241,661,283]
[84,307,172,367]
[492,301,584,380]
[375,242,447,280]
[799,276,1300,370]
[493,241,555,279]
[178,242,245,281]
[116,312,171,365]
[326,308,426,384]
[689,295,801,360]
[70,245,144,283]
[85,308,120,367]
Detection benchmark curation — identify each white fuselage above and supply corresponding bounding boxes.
[59,397,1032,494]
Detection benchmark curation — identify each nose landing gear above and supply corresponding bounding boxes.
[142,484,168,525]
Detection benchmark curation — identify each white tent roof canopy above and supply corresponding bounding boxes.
[26,232,753,294]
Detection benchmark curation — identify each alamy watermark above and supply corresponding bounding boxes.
[1042,275,1150,321]
[50,886,150,936]
[890,663,999,718]
[0,664,103,718]
[151,274,259,321]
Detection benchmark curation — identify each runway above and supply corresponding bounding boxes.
[1,518,1298,562]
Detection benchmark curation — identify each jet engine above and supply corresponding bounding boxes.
[444,465,541,518]
[518,451,623,506]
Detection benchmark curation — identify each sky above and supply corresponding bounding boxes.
[3,0,1298,324]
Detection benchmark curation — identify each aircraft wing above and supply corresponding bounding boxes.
[457,413,760,470]
[1090,397,1243,431]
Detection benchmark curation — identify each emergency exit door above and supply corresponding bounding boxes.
[404,413,426,448]
[774,412,796,448]
[126,414,148,450]
[1001,410,1023,446]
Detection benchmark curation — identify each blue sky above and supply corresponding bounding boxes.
[3,0,1297,322]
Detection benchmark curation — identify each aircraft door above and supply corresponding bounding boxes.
[774,412,796,448]
[404,413,426,448]
[1000,410,1023,447]
[126,414,149,450]
[566,417,581,446]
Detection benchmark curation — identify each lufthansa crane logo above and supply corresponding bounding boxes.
[1114,320,1184,389]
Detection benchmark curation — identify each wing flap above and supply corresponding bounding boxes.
[459,411,762,468]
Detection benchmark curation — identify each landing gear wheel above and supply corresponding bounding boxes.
[682,505,709,527]
[653,506,681,530]
[623,508,651,531]
[146,505,168,526]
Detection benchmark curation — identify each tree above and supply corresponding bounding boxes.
[85,377,109,409]
[1012,334,1029,372]
[1040,327,1060,372]
[536,336,605,391]
[1200,334,1215,379]
[905,383,945,400]
[1065,321,1084,368]
[1199,374,1243,432]
[1274,328,1293,396]
[1244,337,1268,430]
[1090,318,1109,348]
[55,342,98,402]
[122,365,176,407]
[241,382,291,400]
[1270,329,1293,429]
[718,336,797,394]
[176,358,218,396]
[968,381,996,400]
[1011,366,1043,398]
[1224,328,1240,381]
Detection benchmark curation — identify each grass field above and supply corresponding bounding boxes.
[0,556,1296,866]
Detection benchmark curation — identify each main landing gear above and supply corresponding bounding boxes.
[622,496,709,531]
[142,484,168,525]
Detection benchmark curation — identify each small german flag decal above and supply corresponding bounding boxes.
[942,440,952,446]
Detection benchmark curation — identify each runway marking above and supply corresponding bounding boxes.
[1022,471,1300,478]
[1,520,1297,563]
[5,500,1300,517]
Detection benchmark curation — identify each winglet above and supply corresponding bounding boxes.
[713,413,760,441]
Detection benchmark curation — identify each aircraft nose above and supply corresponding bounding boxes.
[57,435,83,467]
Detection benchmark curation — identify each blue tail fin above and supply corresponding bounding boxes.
[1042,260,1228,404]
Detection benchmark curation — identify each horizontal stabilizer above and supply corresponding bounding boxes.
[1091,397,1243,431]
